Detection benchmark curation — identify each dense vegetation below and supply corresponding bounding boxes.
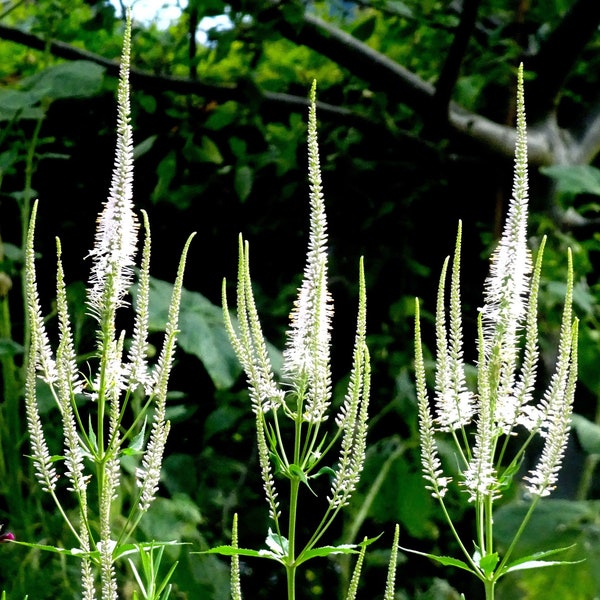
[1,1,600,598]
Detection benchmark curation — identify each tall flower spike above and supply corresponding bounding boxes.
[127,210,153,392]
[222,239,282,520]
[87,12,138,326]
[55,238,88,495]
[25,201,57,384]
[414,299,451,500]
[136,231,195,512]
[434,223,475,432]
[25,327,58,493]
[329,258,370,509]
[524,250,578,497]
[24,201,58,493]
[479,64,532,411]
[282,80,333,424]
[222,237,284,416]
[329,259,371,508]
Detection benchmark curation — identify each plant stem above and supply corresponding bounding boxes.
[286,477,300,600]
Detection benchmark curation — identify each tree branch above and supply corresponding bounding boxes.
[0,17,571,168]
[433,0,483,121]
[274,10,436,110]
[274,9,554,164]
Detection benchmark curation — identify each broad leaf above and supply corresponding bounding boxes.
[540,165,600,197]
[571,413,600,455]
[21,61,105,101]
[136,275,281,389]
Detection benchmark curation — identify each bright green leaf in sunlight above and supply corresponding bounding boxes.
[503,545,580,575]
[197,135,224,164]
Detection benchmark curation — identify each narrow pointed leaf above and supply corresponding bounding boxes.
[399,546,476,574]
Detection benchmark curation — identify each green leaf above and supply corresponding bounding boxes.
[310,466,336,480]
[203,404,243,441]
[398,545,476,574]
[134,276,242,389]
[504,558,583,574]
[478,552,499,577]
[502,545,579,575]
[351,14,377,41]
[540,165,600,197]
[122,418,147,455]
[265,529,288,557]
[152,151,177,202]
[204,101,238,130]
[234,165,253,202]
[134,135,157,159]
[289,463,316,495]
[498,455,524,490]
[0,339,24,358]
[300,544,361,562]
[495,499,594,595]
[196,136,224,164]
[198,545,283,562]
[385,1,414,18]
[571,413,600,455]
[0,89,44,120]
[21,61,105,101]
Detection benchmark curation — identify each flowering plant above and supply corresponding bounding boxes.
[21,14,193,599]
[206,81,374,600]
[410,64,579,599]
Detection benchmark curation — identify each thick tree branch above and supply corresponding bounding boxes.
[274,10,555,165]
[0,24,362,120]
[0,17,579,168]
[448,105,553,165]
[0,22,437,156]
[276,11,436,110]
[571,94,600,165]
[433,0,483,121]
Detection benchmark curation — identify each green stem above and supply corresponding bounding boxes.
[485,494,494,555]
[286,477,300,600]
[484,578,495,600]
[496,496,541,575]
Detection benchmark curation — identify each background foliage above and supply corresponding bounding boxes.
[1,0,600,598]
